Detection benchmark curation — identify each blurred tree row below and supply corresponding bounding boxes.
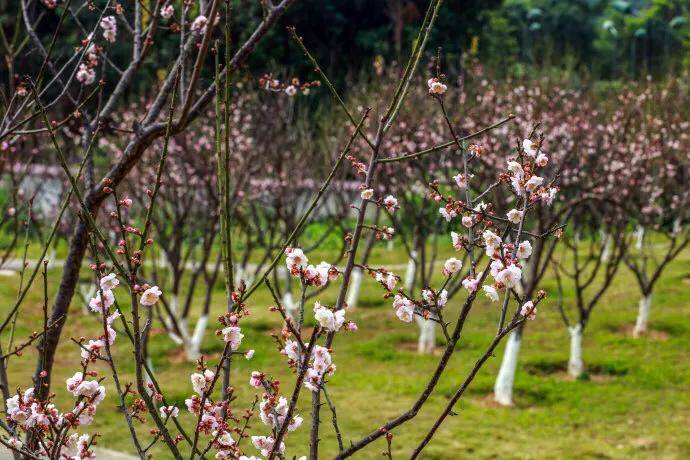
[1,0,688,99]
[480,0,690,79]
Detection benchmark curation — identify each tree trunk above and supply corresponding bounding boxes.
[404,251,417,292]
[345,267,364,309]
[186,314,209,360]
[635,225,645,250]
[177,317,190,345]
[283,291,298,322]
[672,218,681,235]
[633,293,652,338]
[567,324,584,378]
[415,316,436,354]
[600,232,611,262]
[33,219,89,398]
[165,293,185,345]
[494,327,522,406]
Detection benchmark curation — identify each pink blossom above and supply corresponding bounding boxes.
[462,277,479,293]
[76,64,96,85]
[383,195,398,213]
[88,289,114,313]
[392,294,415,322]
[191,15,208,33]
[160,4,174,19]
[249,371,264,389]
[427,78,447,95]
[521,301,537,320]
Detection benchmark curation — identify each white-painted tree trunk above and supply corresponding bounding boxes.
[672,218,681,236]
[404,251,417,292]
[157,251,168,270]
[516,257,534,298]
[164,294,184,345]
[386,240,394,251]
[178,317,191,344]
[600,232,611,262]
[415,316,436,354]
[494,329,521,406]
[405,251,434,354]
[635,225,645,250]
[186,314,209,361]
[345,267,364,309]
[633,294,652,338]
[283,292,299,322]
[567,324,584,378]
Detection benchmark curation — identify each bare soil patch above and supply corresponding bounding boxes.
[618,324,670,341]
[525,361,627,382]
[394,340,444,356]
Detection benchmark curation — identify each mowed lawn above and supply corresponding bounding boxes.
[1,244,689,459]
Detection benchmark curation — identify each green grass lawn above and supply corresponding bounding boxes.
[1,244,689,459]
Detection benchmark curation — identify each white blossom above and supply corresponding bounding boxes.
[517,241,532,259]
[483,285,499,302]
[222,326,244,351]
[522,138,538,157]
[507,209,523,224]
[99,273,119,290]
[313,303,345,332]
[525,175,544,192]
[443,257,463,276]
[140,286,162,306]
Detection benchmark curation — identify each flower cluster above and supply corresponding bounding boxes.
[392,294,415,322]
[100,16,117,43]
[506,139,557,204]
[313,302,347,332]
[258,74,321,96]
[6,380,103,458]
[303,345,335,392]
[284,247,338,286]
[83,273,123,357]
[258,395,303,432]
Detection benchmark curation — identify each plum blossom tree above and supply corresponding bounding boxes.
[19,1,686,458]
[613,83,690,337]
[552,205,627,378]
[6,2,563,457]
[2,0,298,408]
